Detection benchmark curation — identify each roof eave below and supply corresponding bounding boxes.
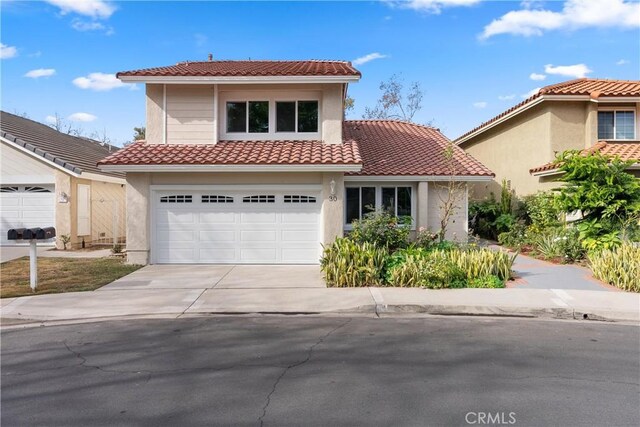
[344,174,494,182]
[118,75,361,84]
[98,163,363,173]
[1,133,83,176]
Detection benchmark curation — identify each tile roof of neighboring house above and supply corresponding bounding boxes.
[456,78,640,143]
[529,141,640,174]
[98,139,363,167]
[99,120,493,177]
[0,111,123,178]
[344,120,493,177]
[117,60,361,78]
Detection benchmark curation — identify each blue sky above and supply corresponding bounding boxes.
[2,0,639,146]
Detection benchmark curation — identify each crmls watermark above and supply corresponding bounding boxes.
[465,412,517,425]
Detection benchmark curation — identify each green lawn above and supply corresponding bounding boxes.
[1,257,141,298]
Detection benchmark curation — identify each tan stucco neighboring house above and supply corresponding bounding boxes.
[98,59,493,265]
[0,111,126,249]
[455,78,640,198]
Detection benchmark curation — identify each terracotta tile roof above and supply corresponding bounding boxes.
[456,78,640,143]
[117,60,361,78]
[98,140,362,167]
[344,120,493,177]
[530,141,640,174]
[1,111,124,178]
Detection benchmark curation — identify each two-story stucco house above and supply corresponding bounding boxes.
[455,78,640,198]
[99,60,492,265]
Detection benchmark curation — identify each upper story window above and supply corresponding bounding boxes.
[276,101,319,133]
[226,101,269,133]
[598,110,635,140]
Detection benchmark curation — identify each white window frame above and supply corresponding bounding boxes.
[225,100,270,134]
[275,100,320,134]
[344,183,417,230]
[597,108,637,141]
[219,89,322,141]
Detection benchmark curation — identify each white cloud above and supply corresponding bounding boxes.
[45,0,116,19]
[72,72,135,91]
[71,19,114,34]
[480,0,640,39]
[522,87,542,98]
[28,51,42,58]
[544,63,592,78]
[352,52,388,66]
[529,72,547,81]
[498,94,516,101]
[394,0,481,14]
[68,112,97,122]
[473,101,488,109]
[24,68,56,78]
[616,59,629,65]
[45,115,57,124]
[1,43,18,59]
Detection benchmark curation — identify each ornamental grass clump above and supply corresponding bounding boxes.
[432,247,516,282]
[387,255,466,289]
[588,243,640,292]
[320,238,387,287]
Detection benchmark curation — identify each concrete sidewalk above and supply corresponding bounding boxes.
[2,286,638,325]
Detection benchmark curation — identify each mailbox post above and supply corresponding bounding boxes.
[6,227,56,291]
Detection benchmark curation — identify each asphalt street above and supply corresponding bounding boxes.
[2,316,639,426]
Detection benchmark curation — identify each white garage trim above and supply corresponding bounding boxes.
[0,185,56,246]
[150,186,323,264]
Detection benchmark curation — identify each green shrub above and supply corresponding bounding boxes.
[498,221,528,248]
[466,275,505,288]
[522,191,562,232]
[588,243,640,292]
[530,227,586,262]
[320,238,387,287]
[349,210,411,252]
[415,227,438,249]
[432,247,516,282]
[387,255,466,289]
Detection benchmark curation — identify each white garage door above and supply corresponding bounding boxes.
[0,185,55,246]
[153,189,322,264]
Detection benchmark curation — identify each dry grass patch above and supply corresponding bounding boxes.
[1,257,141,298]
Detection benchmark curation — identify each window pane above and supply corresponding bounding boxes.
[248,101,269,133]
[298,101,318,132]
[397,187,412,217]
[346,188,360,224]
[615,111,635,140]
[597,111,614,139]
[382,187,396,215]
[276,102,296,132]
[227,102,246,133]
[362,187,376,217]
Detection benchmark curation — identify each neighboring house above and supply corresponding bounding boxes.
[455,78,640,198]
[99,59,492,265]
[0,111,126,249]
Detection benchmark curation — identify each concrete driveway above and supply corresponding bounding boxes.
[100,264,326,290]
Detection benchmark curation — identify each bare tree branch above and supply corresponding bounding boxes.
[362,74,424,122]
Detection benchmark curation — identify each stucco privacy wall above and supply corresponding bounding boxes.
[144,83,345,145]
[427,183,467,241]
[91,181,126,244]
[462,103,553,198]
[124,172,343,265]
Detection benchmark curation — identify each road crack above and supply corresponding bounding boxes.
[257,318,352,427]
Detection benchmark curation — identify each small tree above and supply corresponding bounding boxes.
[47,113,83,136]
[133,126,146,141]
[555,150,640,249]
[435,141,467,242]
[363,74,423,122]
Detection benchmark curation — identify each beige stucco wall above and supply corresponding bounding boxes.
[125,173,151,264]
[322,173,344,243]
[549,102,588,155]
[146,84,164,145]
[166,85,215,144]
[427,182,468,241]
[54,171,72,249]
[145,82,344,145]
[462,103,553,198]
[90,180,126,244]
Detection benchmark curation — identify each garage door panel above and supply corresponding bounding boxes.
[153,190,321,264]
[1,198,20,207]
[199,230,235,242]
[199,212,236,223]
[1,189,55,246]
